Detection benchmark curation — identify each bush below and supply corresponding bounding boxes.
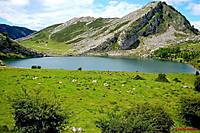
[77,67,82,71]
[194,76,200,92]
[11,88,68,133]
[180,96,200,129]
[134,75,144,80]
[31,65,41,69]
[96,103,174,133]
[155,73,169,82]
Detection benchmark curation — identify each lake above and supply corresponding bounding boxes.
[4,56,197,73]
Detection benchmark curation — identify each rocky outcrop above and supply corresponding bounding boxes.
[118,31,139,50]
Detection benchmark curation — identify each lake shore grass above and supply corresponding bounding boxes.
[0,67,199,132]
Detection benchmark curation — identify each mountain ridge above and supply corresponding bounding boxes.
[0,24,36,40]
[20,1,199,57]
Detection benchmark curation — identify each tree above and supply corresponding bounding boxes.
[96,103,174,133]
[11,88,68,133]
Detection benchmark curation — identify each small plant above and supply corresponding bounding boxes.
[194,76,200,92]
[180,96,200,129]
[173,78,181,82]
[134,75,144,80]
[11,88,68,133]
[155,73,169,82]
[96,103,174,133]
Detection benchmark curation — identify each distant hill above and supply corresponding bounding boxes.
[0,24,35,40]
[20,1,199,57]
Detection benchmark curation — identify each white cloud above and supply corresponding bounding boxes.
[188,3,200,16]
[0,0,141,30]
[191,21,200,30]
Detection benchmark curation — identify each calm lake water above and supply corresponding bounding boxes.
[4,56,196,73]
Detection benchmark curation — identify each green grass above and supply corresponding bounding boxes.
[20,40,73,55]
[0,68,199,132]
[32,24,61,40]
[51,22,88,42]
[87,18,109,29]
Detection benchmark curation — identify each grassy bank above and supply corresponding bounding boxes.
[0,68,199,132]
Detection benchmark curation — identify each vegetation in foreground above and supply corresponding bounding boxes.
[96,103,174,132]
[0,68,200,132]
[11,88,67,132]
[153,41,200,70]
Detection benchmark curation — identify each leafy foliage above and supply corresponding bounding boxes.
[11,88,67,133]
[96,103,174,133]
[180,96,200,129]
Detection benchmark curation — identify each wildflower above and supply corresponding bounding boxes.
[32,77,38,80]
[92,80,97,83]
[72,79,77,82]
[104,83,109,87]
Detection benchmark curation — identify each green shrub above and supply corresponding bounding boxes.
[96,103,174,133]
[194,76,200,92]
[155,74,169,82]
[11,88,68,133]
[180,96,200,129]
[31,65,41,69]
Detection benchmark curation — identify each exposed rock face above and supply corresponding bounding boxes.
[0,24,35,40]
[118,31,139,50]
[21,1,199,57]
[0,34,43,59]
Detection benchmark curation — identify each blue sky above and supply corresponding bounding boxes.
[0,0,200,30]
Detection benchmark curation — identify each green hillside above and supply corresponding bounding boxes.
[153,41,200,70]
[20,18,111,55]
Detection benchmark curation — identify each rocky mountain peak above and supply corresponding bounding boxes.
[21,1,199,57]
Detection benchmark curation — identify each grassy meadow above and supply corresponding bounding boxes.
[0,68,200,132]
